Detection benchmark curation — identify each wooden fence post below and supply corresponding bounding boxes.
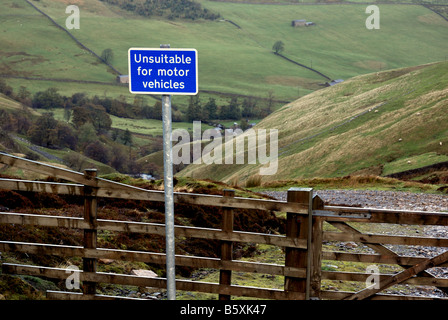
[310,194,324,299]
[285,187,312,299]
[82,169,98,295]
[219,189,235,300]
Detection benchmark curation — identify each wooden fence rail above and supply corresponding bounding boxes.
[1,152,448,300]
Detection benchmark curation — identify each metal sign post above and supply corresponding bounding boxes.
[160,44,176,300]
[128,45,198,300]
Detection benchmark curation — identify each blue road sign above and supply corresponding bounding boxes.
[128,48,198,95]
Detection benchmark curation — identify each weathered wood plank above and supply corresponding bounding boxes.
[0,177,308,213]
[321,290,447,300]
[0,179,84,195]
[3,263,303,300]
[46,291,147,300]
[327,220,444,290]
[344,249,448,300]
[97,219,307,248]
[0,241,305,278]
[0,152,92,186]
[0,212,306,248]
[323,231,448,247]
[322,270,448,287]
[324,205,448,226]
[0,212,89,229]
[327,221,395,256]
[322,251,431,266]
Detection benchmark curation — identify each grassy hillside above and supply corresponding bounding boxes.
[177,61,448,184]
[201,1,448,79]
[0,0,115,82]
[1,0,446,105]
[209,0,445,3]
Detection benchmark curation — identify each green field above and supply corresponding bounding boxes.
[110,115,214,136]
[0,1,113,82]
[1,0,447,105]
[382,152,448,176]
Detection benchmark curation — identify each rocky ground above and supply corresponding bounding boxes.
[262,189,448,212]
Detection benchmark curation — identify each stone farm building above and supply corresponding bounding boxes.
[117,75,129,84]
[292,19,306,27]
[292,20,315,27]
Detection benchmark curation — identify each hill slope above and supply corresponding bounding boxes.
[177,61,448,184]
[2,0,447,104]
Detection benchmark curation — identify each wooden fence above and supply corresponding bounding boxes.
[0,152,448,300]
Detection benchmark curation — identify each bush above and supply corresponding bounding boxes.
[245,174,262,188]
[32,88,63,109]
[84,140,111,164]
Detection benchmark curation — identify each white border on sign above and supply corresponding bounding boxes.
[128,47,199,95]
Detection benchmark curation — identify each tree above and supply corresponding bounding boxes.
[77,122,97,148]
[63,152,87,172]
[122,129,132,146]
[90,104,112,133]
[272,40,285,54]
[28,113,77,149]
[239,119,249,131]
[219,98,241,120]
[101,48,114,64]
[122,128,133,160]
[71,103,111,133]
[187,95,202,122]
[152,101,162,120]
[56,123,78,150]
[0,110,31,134]
[242,98,257,118]
[64,106,72,123]
[265,90,275,116]
[17,86,31,106]
[28,113,58,148]
[84,140,111,164]
[203,98,218,120]
[110,146,128,172]
[72,106,91,128]
[32,88,63,109]
[0,79,13,96]
[228,98,241,120]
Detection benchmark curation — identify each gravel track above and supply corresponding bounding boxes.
[262,189,448,212]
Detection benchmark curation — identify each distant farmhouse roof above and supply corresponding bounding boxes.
[292,19,306,27]
[292,19,315,27]
[117,75,129,84]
